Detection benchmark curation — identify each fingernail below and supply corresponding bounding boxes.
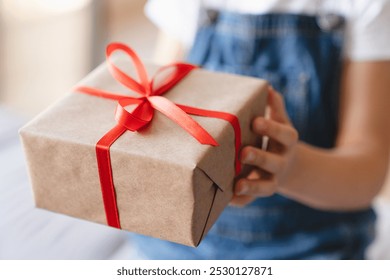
[236,184,248,195]
[243,151,254,163]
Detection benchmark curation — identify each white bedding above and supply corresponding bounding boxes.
[1,106,389,259]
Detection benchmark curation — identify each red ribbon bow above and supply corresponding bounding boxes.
[75,43,241,229]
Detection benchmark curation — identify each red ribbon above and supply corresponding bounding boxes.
[75,43,241,229]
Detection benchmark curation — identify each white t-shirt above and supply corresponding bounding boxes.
[145,0,390,61]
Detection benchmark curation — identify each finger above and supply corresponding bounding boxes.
[234,178,277,197]
[241,146,286,174]
[247,169,261,180]
[253,117,298,148]
[268,86,291,124]
[229,194,256,207]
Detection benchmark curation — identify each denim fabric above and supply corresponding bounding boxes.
[131,12,376,259]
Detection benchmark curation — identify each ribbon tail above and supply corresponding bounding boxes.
[95,124,127,229]
[75,86,129,101]
[177,104,242,175]
[148,96,218,146]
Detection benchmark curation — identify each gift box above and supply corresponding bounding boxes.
[19,43,268,247]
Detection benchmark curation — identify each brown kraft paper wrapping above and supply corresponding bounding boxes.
[19,58,268,247]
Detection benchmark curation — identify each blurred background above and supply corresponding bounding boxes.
[0,0,157,117]
[0,0,389,259]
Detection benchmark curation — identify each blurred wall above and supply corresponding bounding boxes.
[0,0,157,118]
[106,0,157,61]
[0,0,93,117]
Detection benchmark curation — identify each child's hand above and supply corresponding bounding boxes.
[230,86,299,207]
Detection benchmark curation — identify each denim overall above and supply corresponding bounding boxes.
[131,12,376,259]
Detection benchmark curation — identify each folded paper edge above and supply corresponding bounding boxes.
[192,167,230,247]
[195,182,219,247]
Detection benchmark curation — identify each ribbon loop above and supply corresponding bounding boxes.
[106,43,150,96]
